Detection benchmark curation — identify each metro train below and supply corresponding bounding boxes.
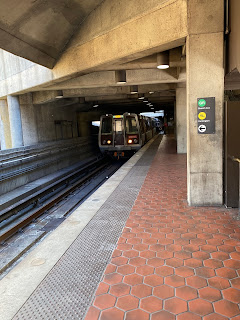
[98,113,157,158]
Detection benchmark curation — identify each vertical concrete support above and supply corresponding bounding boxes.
[7,95,24,148]
[187,0,224,205]
[0,99,12,149]
[176,87,187,153]
[77,113,92,137]
[0,116,6,149]
[19,94,38,146]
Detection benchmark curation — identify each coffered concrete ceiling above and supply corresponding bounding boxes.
[0,0,104,68]
[0,0,187,113]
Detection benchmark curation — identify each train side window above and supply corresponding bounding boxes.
[145,119,149,131]
[101,118,112,133]
[125,117,138,133]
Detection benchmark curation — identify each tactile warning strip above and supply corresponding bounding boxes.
[13,136,162,320]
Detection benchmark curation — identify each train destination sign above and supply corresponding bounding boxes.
[197,97,215,134]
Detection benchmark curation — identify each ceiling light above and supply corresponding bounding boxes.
[79,97,85,104]
[93,104,99,108]
[55,90,63,99]
[149,91,155,94]
[130,85,138,94]
[157,52,169,69]
[157,65,169,70]
[143,100,148,103]
[138,95,145,100]
[115,70,126,84]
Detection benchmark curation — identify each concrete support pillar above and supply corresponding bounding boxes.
[19,94,38,146]
[176,87,187,153]
[187,0,224,205]
[77,113,92,137]
[0,99,12,149]
[0,116,6,150]
[7,95,24,148]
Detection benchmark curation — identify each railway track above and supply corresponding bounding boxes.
[0,156,121,244]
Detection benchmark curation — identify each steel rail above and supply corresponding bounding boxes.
[0,159,110,243]
[0,156,104,220]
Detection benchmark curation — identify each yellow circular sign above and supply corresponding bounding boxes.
[198,112,206,120]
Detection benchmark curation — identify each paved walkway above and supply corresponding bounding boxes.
[85,136,240,320]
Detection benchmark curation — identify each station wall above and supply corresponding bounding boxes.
[20,99,81,146]
[229,0,240,73]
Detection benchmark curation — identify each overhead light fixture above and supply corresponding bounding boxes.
[115,70,126,84]
[79,97,85,104]
[157,51,169,69]
[143,100,148,103]
[55,90,63,99]
[130,85,138,94]
[151,107,155,110]
[149,91,155,94]
[138,94,145,100]
[93,104,99,108]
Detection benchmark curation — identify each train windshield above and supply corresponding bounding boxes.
[115,120,123,132]
[125,116,138,133]
[101,117,112,133]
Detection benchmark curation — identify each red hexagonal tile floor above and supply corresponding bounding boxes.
[85,136,240,320]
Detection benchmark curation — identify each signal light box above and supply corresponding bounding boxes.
[197,97,215,134]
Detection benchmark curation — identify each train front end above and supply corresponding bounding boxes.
[99,113,142,158]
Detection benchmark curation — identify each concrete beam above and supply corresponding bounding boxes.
[42,68,186,91]
[0,29,55,69]
[0,51,53,98]
[169,47,186,68]
[30,83,177,107]
[53,0,187,80]
[84,95,175,102]
[0,0,187,98]
[0,0,104,68]
[98,47,186,71]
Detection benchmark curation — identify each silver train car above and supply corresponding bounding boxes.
[98,113,157,158]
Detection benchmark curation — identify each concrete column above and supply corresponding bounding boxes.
[0,116,6,150]
[187,0,224,205]
[176,87,187,153]
[77,113,93,137]
[7,95,24,148]
[0,99,12,149]
[19,94,38,146]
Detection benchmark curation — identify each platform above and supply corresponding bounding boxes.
[1,135,240,320]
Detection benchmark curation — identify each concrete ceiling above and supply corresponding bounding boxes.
[0,0,187,115]
[30,47,186,113]
[0,0,104,68]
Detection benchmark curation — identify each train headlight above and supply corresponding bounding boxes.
[107,140,112,144]
[128,139,133,144]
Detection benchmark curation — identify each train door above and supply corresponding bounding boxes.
[113,116,124,146]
